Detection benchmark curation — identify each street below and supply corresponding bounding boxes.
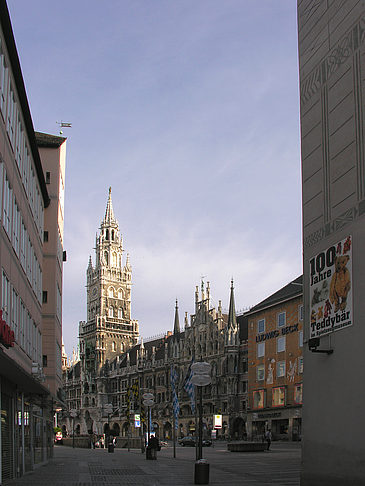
[5,441,301,485]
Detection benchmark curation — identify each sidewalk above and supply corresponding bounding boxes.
[5,442,301,485]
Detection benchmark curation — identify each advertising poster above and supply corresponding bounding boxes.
[309,235,352,339]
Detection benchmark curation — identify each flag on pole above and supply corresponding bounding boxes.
[171,365,180,430]
[184,359,195,414]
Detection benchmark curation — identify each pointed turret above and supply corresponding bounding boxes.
[225,279,239,346]
[174,300,180,335]
[228,279,237,331]
[104,186,116,224]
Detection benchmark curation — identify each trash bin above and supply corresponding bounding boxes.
[194,459,209,484]
[108,442,114,453]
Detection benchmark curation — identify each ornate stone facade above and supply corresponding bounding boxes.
[60,190,248,440]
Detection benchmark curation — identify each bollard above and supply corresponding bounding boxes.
[194,459,209,484]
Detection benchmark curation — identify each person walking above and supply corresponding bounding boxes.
[265,429,272,451]
[148,435,159,460]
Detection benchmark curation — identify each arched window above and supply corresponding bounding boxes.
[104,251,109,265]
[111,230,114,240]
[118,308,123,319]
[120,342,124,352]
[108,287,114,298]
[108,307,114,318]
[106,229,109,240]
[112,341,116,352]
[118,289,123,299]
[112,252,117,266]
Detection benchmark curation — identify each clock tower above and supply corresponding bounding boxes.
[79,188,139,374]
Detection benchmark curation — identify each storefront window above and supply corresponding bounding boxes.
[272,386,286,407]
[253,389,265,409]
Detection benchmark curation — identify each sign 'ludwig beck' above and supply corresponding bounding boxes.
[309,235,353,339]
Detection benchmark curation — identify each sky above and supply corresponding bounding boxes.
[7,0,302,358]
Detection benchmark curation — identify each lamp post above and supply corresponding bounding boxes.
[70,409,77,448]
[142,393,154,459]
[191,362,211,484]
[104,403,113,452]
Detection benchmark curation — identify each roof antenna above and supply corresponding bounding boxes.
[56,121,72,135]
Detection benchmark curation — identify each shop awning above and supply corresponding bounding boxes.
[0,349,50,396]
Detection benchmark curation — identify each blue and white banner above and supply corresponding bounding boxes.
[171,365,180,430]
[183,359,195,414]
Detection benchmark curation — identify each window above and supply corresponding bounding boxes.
[118,308,123,319]
[257,364,265,381]
[42,291,48,304]
[257,342,265,358]
[118,289,123,299]
[108,307,114,318]
[2,271,10,322]
[272,386,286,407]
[11,288,18,340]
[43,355,48,367]
[108,287,114,298]
[277,361,286,378]
[299,330,303,347]
[253,389,265,409]
[3,175,12,235]
[277,312,286,327]
[299,305,303,321]
[12,200,20,255]
[294,384,303,404]
[257,319,265,333]
[44,231,49,242]
[112,341,116,352]
[45,172,50,184]
[277,336,286,353]
[298,356,304,374]
[0,44,8,116]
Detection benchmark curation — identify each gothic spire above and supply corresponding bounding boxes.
[104,186,116,224]
[174,299,180,335]
[228,279,237,330]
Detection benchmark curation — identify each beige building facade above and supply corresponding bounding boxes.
[36,132,67,401]
[298,1,365,484]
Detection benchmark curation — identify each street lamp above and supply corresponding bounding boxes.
[70,409,77,448]
[142,393,154,459]
[191,362,211,485]
[104,403,113,452]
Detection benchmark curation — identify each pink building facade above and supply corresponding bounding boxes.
[0,2,66,482]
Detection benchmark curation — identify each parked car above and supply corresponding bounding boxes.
[178,436,212,447]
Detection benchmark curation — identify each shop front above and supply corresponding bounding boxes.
[0,352,52,482]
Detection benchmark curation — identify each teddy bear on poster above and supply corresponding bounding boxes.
[329,255,351,313]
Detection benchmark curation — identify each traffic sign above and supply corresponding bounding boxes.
[142,393,153,400]
[143,399,154,406]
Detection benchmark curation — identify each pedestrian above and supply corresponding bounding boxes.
[265,429,272,451]
[148,435,159,460]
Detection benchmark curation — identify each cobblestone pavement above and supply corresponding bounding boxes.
[5,442,301,485]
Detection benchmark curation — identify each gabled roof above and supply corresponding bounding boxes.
[35,131,66,148]
[246,275,303,314]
